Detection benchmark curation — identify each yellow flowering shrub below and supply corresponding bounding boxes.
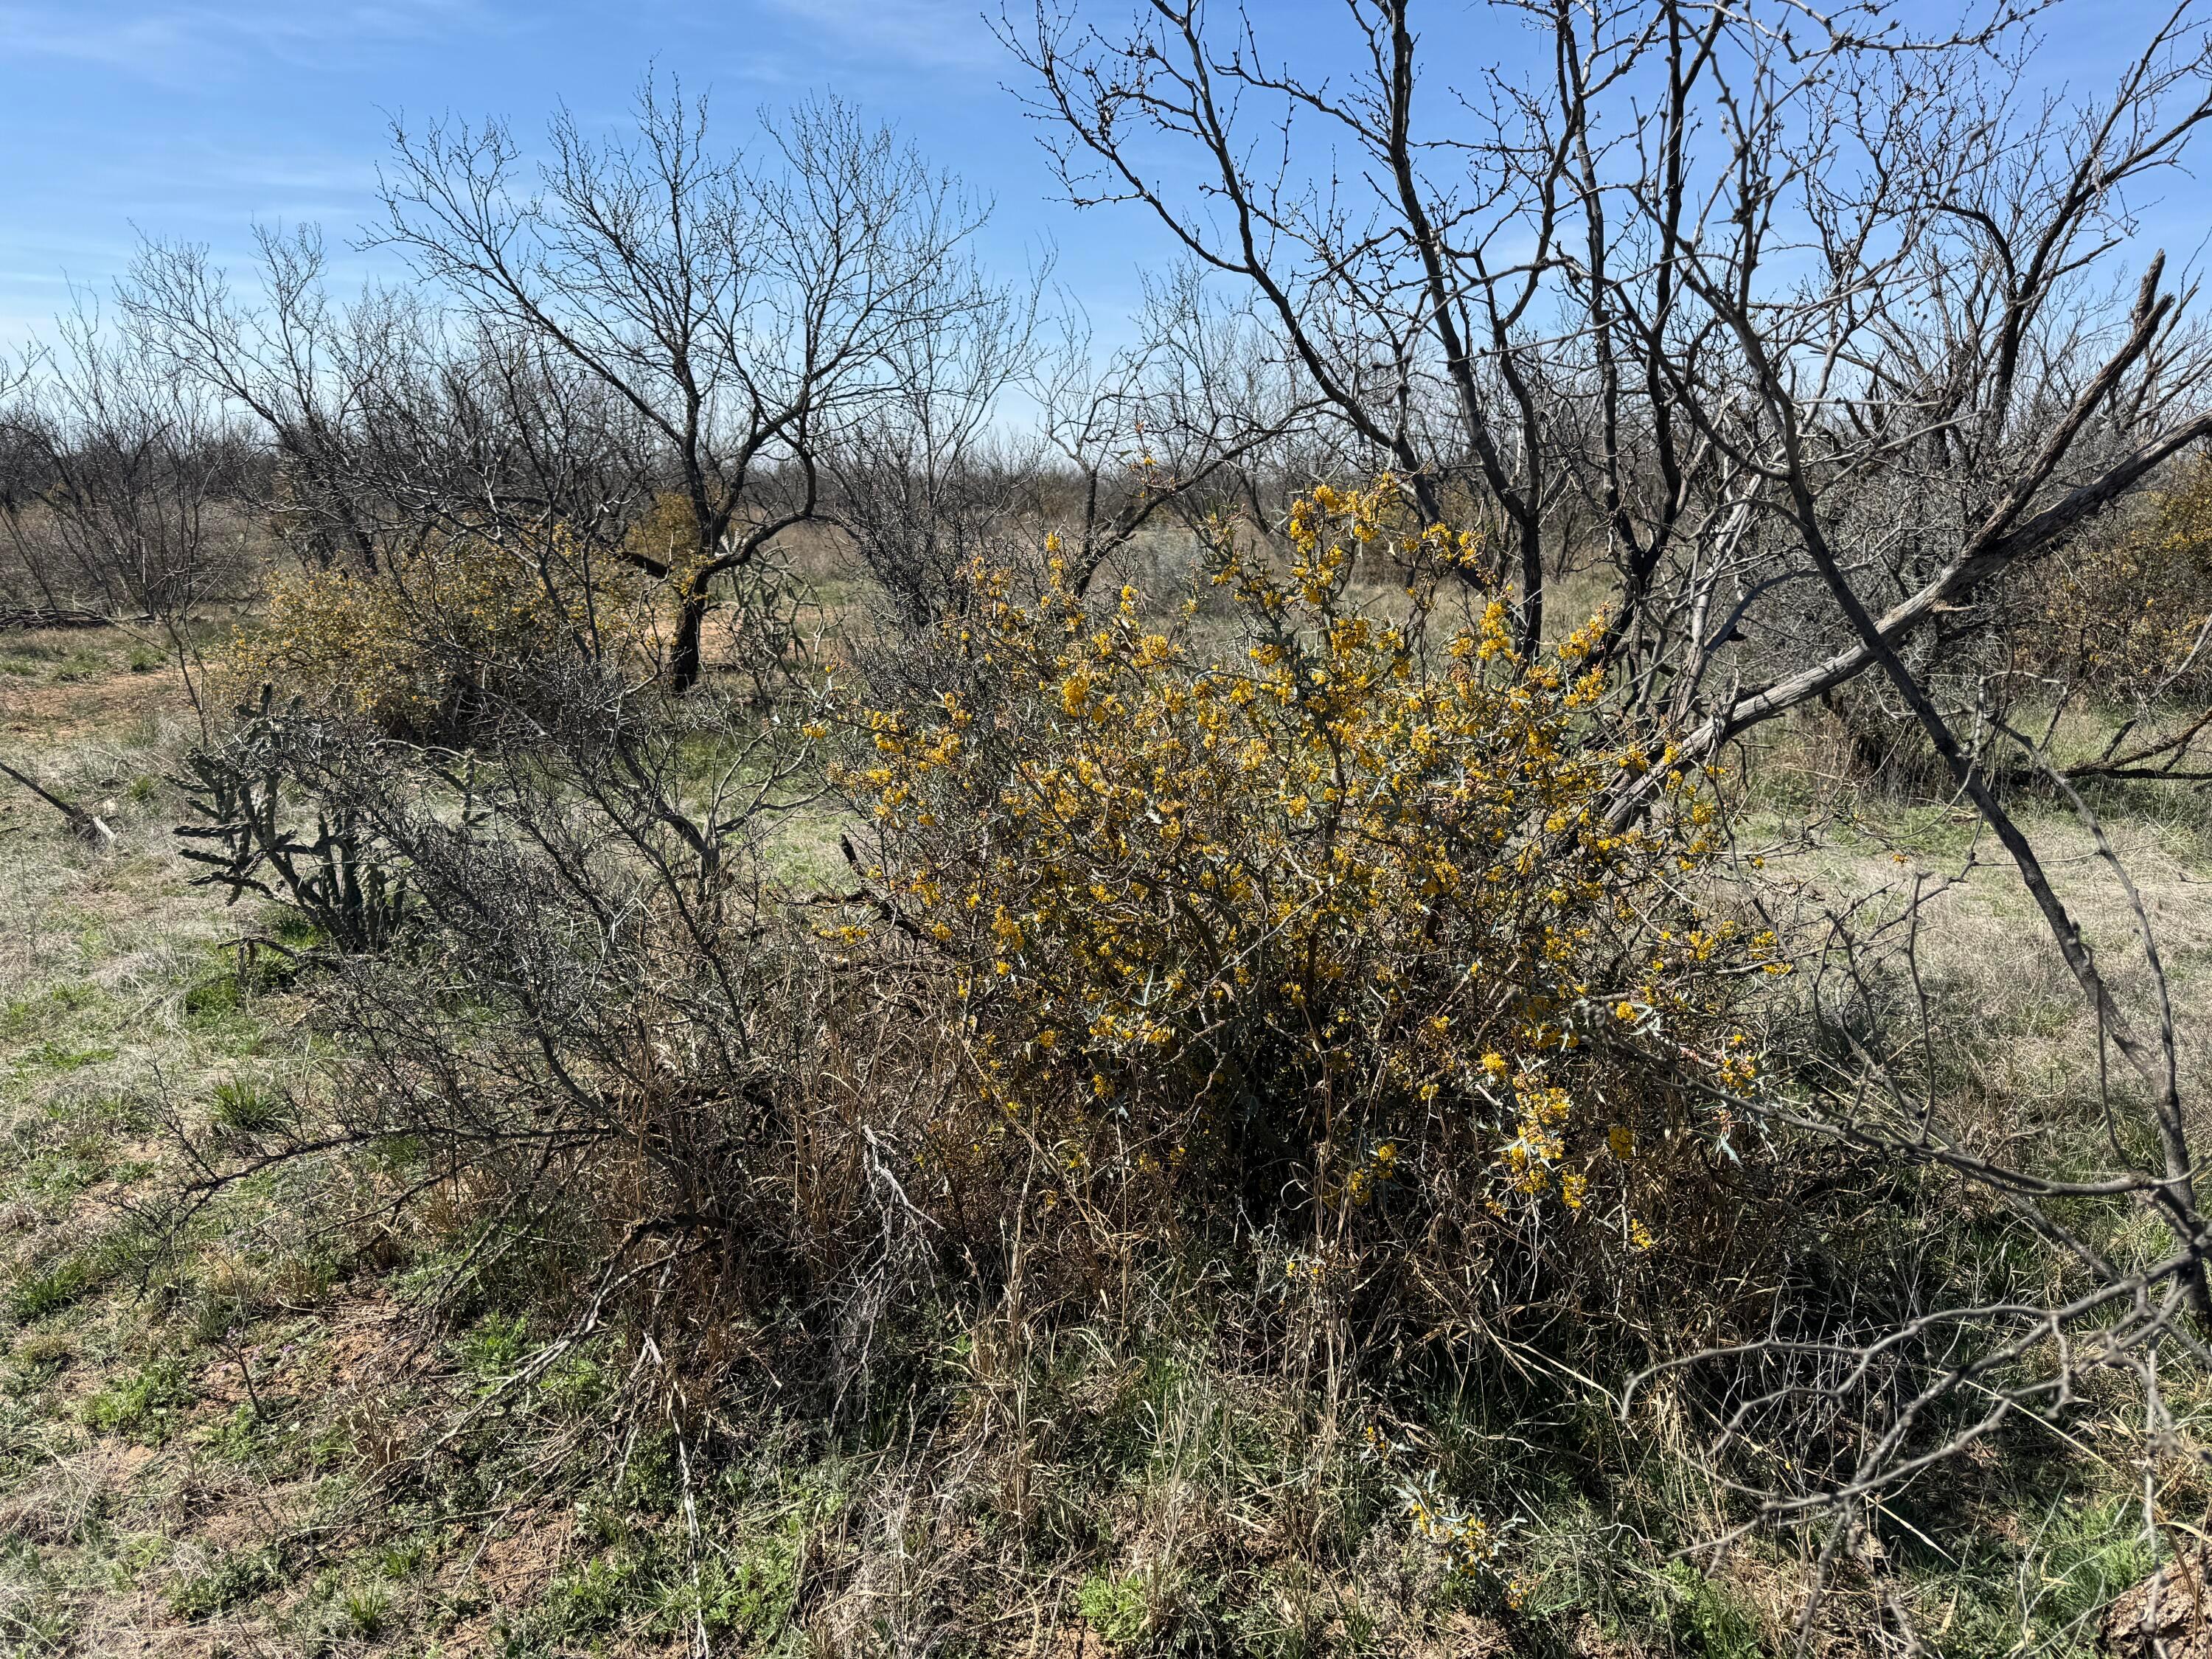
[2030,451,2212,695]
[230,528,650,737]
[835,479,1784,1312]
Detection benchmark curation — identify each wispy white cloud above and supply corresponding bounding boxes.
[0,1,509,86]
[0,7,201,76]
[760,0,1001,74]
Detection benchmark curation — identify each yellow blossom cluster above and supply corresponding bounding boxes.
[2033,451,2212,694]
[835,478,1780,1261]
[1402,1472,1519,1601]
[229,527,652,735]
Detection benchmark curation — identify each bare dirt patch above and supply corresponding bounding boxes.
[4,665,191,744]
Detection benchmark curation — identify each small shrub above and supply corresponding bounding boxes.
[182,973,242,1020]
[168,1545,285,1620]
[8,1328,73,1375]
[540,1349,611,1416]
[457,1312,532,1382]
[378,1536,433,1579]
[688,1531,802,1646]
[229,525,650,738]
[7,1229,139,1323]
[7,1259,98,1324]
[2025,451,2212,700]
[22,1040,117,1073]
[1658,1562,1764,1659]
[341,1581,392,1638]
[175,686,411,953]
[552,1548,649,1634]
[1077,1570,1150,1648]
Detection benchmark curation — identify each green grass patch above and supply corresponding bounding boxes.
[168,1544,286,1620]
[81,1357,195,1439]
[6,1227,145,1323]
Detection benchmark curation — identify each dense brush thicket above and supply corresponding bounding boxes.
[195,481,1790,1322]
[161,480,2004,1639]
[131,408,2212,1649]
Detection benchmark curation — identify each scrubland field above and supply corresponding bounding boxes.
[10,3,2212,1653]
[4,552,2212,1658]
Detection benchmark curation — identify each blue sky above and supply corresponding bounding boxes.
[0,0,1133,347]
[0,0,2195,351]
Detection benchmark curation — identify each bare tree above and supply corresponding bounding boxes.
[824,258,1330,629]
[1028,267,1334,593]
[369,82,1003,690]
[347,319,657,568]
[0,366,76,619]
[821,256,1044,630]
[1,301,248,720]
[122,226,405,574]
[125,230,679,676]
[1008,0,2212,705]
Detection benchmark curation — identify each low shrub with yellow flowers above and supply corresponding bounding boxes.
[2027,450,2212,699]
[229,527,653,737]
[831,477,1787,1328]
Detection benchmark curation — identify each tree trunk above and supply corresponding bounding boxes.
[672,585,708,693]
